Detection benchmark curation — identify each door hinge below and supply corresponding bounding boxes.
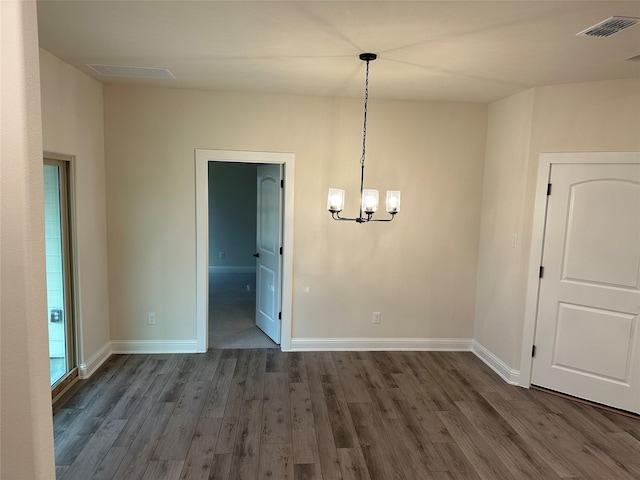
[278,312,282,320]
[279,246,283,255]
[280,179,284,189]
[532,345,536,357]
[539,266,544,278]
[547,183,552,196]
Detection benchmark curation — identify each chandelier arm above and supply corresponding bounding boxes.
[331,211,370,223]
[331,211,359,222]
[331,211,397,223]
[367,214,397,222]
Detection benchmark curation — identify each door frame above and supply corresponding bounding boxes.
[519,151,640,387]
[195,149,294,352]
[44,151,81,394]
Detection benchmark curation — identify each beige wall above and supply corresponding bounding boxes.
[1,1,56,478]
[39,49,111,374]
[473,89,534,366]
[104,85,487,343]
[475,78,640,372]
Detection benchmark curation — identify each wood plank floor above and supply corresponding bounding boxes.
[53,350,640,480]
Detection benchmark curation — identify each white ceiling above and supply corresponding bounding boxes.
[36,1,640,103]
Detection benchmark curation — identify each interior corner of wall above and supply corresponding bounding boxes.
[472,340,520,385]
[78,341,112,379]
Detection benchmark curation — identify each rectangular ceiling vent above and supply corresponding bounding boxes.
[86,64,175,79]
[576,16,639,37]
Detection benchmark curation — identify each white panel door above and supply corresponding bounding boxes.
[532,163,640,413]
[255,164,282,344]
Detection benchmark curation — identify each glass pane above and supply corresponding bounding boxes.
[44,164,68,386]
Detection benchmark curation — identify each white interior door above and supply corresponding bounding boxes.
[532,162,640,413]
[255,164,282,344]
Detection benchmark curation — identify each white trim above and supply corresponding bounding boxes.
[209,266,256,274]
[111,340,198,354]
[76,338,524,389]
[52,378,79,405]
[472,341,521,386]
[289,337,473,352]
[78,341,112,379]
[195,149,295,352]
[520,152,640,387]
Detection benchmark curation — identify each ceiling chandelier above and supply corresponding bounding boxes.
[327,53,401,223]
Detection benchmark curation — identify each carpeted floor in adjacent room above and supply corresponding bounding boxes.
[208,272,278,349]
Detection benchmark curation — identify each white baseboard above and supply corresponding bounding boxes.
[110,340,199,354]
[78,341,112,379]
[289,337,473,352]
[472,340,521,385]
[78,337,520,389]
[209,266,256,274]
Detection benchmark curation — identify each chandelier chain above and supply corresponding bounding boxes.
[360,59,370,167]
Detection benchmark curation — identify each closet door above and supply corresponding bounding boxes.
[532,162,640,414]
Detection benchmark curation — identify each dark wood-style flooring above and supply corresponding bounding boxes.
[53,350,640,480]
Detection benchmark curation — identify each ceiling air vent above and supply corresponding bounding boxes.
[86,64,175,79]
[576,16,639,37]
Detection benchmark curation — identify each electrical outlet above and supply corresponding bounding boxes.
[219,252,226,259]
[372,312,381,324]
[147,312,157,325]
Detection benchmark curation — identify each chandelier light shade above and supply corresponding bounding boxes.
[386,190,401,213]
[327,188,345,212]
[327,53,401,223]
[361,189,379,213]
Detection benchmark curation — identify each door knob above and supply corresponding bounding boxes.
[253,252,260,258]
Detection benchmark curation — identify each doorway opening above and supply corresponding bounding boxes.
[208,161,278,348]
[44,153,78,396]
[195,149,295,352]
